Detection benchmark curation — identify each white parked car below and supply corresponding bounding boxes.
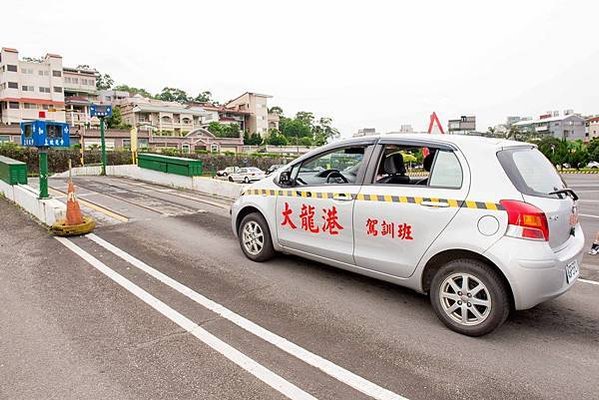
[216,166,240,177]
[587,161,599,169]
[231,134,584,336]
[228,167,265,183]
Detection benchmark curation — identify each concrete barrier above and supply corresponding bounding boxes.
[0,180,66,226]
[52,164,246,200]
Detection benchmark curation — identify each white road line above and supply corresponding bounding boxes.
[579,278,599,286]
[87,233,407,400]
[579,213,599,219]
[55,237,317,400]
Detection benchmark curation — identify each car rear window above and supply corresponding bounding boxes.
[497,147,565,197]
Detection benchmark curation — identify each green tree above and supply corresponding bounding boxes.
[587,138,599,161]
[113,84,154,98]
[267,130,289,146]
[296,111,315,126]
[537,137,562,165]
[279,117,312,141]
[269,106,284,115]
[312,117,340,146]
[243,132,263,146]
[194,91,213,103]
[96,73,114,91]
[207,121,224,136]
[156,87,190,103]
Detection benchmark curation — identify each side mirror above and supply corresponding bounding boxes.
[279,170,293,186]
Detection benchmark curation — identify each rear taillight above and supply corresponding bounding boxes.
[500,200,549,241]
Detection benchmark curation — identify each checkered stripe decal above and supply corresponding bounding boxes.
[243,189,504,210]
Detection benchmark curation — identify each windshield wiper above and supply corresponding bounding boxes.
[549,188,579,201]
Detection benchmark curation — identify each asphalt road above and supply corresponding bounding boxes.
[1,175,598,399]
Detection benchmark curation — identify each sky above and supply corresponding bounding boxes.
[3,0,599,136]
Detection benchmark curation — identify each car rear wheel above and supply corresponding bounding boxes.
[228,176,234,182]
[243,176,250,183]
[430,259,510,336]
[238,212,275,262]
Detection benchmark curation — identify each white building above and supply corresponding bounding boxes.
[0,47,65,124]
[512,111,586,141]
[354,128,377,137]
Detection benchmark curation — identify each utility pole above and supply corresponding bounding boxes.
[100,115,107,175]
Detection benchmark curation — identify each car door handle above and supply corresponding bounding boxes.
[332,193,353,201]
[420,201,450,208]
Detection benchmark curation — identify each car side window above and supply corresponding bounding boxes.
[371,143,462,189]
[294,145,367,186]
[428,150,463,189]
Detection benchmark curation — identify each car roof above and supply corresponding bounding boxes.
[337,133,528,150]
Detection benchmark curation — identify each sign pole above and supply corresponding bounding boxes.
[39,148,49,199]
[100,116,107,175]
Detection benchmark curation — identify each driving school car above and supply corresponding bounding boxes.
[230,134,584,336]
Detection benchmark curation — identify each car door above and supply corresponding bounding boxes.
[276,143,374,264]
[353,141,469,278]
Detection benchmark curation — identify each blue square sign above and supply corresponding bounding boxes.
[20,120,70,147]
[90,104,113,118]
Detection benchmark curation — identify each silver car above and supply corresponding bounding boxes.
[228,167,266,183]
[230,134,584,336]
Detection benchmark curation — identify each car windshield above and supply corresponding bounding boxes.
[294,146,366,186]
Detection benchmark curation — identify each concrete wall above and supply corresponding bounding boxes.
[0,180,66,225]
[53,164,246,200]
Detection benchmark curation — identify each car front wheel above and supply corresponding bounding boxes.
[430,259,510,336]
[238,212,275,262]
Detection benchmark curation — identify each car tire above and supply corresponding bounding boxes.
[243,177,250,184]
[238,212,275,262]
[430,259,510,336]
[229,176,234,182]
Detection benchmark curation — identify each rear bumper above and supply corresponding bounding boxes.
[484,224,585,310]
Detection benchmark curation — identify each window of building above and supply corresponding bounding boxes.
[53,86,63,93]
[7,64,17,72]
[73,77,79,84]
[65,77,71,83]
[41,104,49,110]
[9,102,20,109]
[39,87,51,93]
[8,82,18,89]
[22,68,34,74]
[52,70,62,77]
[0,136,10,143]
[22,85,34,92]
[38,70,49,76]
[23,103,38,109]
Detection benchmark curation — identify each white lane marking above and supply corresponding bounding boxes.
[55,237,317,400]
[87,233,407,400]
[579,213,599,219]
[579,278,599,286]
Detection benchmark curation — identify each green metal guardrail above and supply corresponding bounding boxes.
[138,153,203,177]
[0,155,28,185]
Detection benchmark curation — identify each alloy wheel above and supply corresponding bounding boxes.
[242,221,264,256]
[439,272,491,326]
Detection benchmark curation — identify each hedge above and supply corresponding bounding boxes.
[0,143,295,175]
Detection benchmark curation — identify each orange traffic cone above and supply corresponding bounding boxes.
[65,180,84,225]
[52,179,95,236]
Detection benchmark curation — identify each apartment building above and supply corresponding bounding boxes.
[63,66,99,129]
[586,116,599,140]
[224,92,271,136]
[448,116,476,135]
[117,95,206,136]
[0,47,66,124]
[512,111,586,140]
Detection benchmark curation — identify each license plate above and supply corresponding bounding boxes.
[565,260,579,284]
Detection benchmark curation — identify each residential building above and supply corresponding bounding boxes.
[63,66,99,129]
[512,111,586,141]
[586,116,599,140]
[448,116,476,135]
[0,47,66,124]
[117,95,206,136]
[354,128,377,137]
[399,124,414,133]
[98,89,130,104]
[224,92,271,136]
